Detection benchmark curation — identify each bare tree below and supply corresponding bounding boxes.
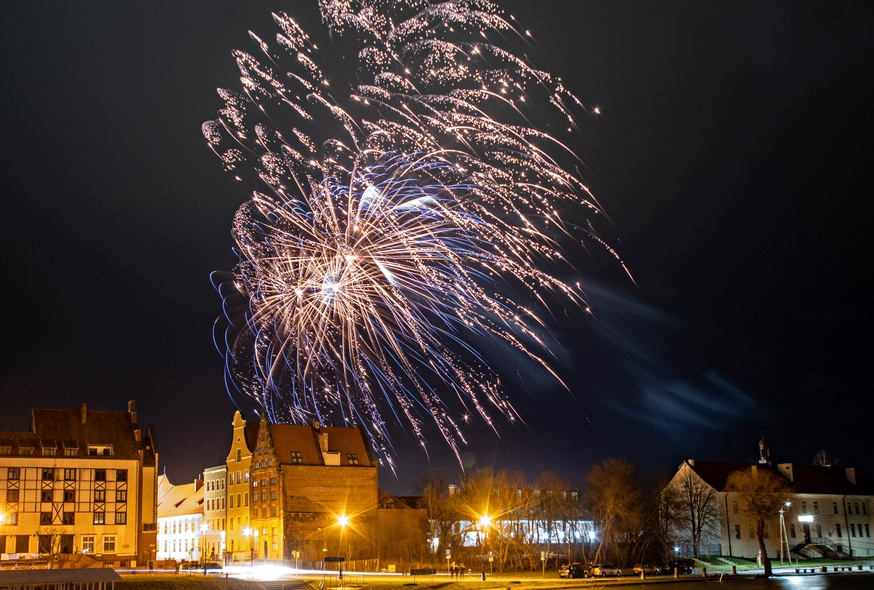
[725,466,794,577]
[584,458,645,566]
[662,463,721,557]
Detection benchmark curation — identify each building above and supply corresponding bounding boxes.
[662,438,874,560]
[202,464,227,562]
[155,474,204,562]
[0,401,158,567]
[224,412,257,562]
[247,414,380,563]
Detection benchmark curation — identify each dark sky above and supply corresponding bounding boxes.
[2,1,873,494]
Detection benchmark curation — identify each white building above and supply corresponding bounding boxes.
[663,440,874,560]
[156,474,204,563]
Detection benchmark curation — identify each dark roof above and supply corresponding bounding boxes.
[686,460,874,495]
[778,464,874,495]
[0,403,155,466]
[0,568,121,584]
[687,460,764,491]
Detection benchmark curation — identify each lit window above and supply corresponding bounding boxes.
[347,453,359,465]
[7,468,19,480]
[40,512,53,525]
[103,535,116,553]
[94,512,105,525]
[116,512,127,525]
[65,468,77,481]
[291,451,303,464]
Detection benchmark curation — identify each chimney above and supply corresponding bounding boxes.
[134,428,142,442]
[128,400,138,425]
[448,484,457,496]
[80,403,87,424]
[846,467,857,485]
[319,432,329,453]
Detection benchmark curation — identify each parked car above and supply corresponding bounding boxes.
[590,564,622,577]
[632,563,662,575]
[664,559,693,574]
[559,563,589,578]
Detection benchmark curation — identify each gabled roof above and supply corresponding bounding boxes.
[681,460,874,496]
[157,474,204,518]
[0,403,154,464]
[685,460,764,491]
[269,423,375,467]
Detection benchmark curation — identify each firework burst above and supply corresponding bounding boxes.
[205,0,623,467]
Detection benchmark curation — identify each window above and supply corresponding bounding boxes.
[237,493,241,508]
[116,490,127,502]
[41,490,53,503]
[93,512,105,525]
[94,490,106,502]
[19,447,33,456]
[64,468,77,481]
[732,501,738,514]
[63,512,75,525]
[115,512,127,525]
[82,536,95,553]
[229,495,235,509]
[816,523,822,537]
[813,501,819,514]
[261,492,266,502]
[270,491,277,500]
[291,451,303,464]
[347,453,359,465]
[103,535,116,553]
[864,503,868,515]
[836,523,842,538]
[866,524,870,537]
[270,477,276,485]
[244,493,249,506]
[851,524,856,537]
[236,449,241,462]
[833,502,839,514]
[7,468,20,480]
[790,524,796,538]
[245,470,250,483]
[6,489,19,502]
[42,468,54,481]
[253,480,258,488]
[801,501,808,514]
[0,446,10,455]
[40,512,52,525]
[64,448,77,457]
[236,472,241,485]
[116,469,127,482]
[228,474,233,487]
[95,469,106,481]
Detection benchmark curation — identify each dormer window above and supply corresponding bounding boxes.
[87,445,113,457]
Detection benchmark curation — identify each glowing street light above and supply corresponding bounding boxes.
[478,514,491,581]
[243,527,258,566]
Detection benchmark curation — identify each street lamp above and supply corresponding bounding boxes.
[337,514,348,580]
[200,524,209,575]
[779,502,793,567]
[243,527,254,566]
[478,515,491,581]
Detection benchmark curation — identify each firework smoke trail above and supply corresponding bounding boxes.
[204,0,624,467]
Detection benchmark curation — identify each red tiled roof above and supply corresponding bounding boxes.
[269,423,374,467]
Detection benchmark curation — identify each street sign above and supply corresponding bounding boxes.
[324,556,346,562]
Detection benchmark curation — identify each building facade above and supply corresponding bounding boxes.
[155,474,204,562]
[663,441,874,560]
[0,401,158,567]
[202,464,227,561]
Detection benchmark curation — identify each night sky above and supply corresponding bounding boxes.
[3,1,873,494]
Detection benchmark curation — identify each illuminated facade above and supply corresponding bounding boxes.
[0,401,158,567]
[664,447,874,559]
[225,412,256,563]
[156,474,204,562]
[202,464,226,561]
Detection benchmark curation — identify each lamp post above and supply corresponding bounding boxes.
[200,524,209,575]
[244,527,254,566]
[337,514,348,580]
[779,502,792,567]
[478,515,491,581]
